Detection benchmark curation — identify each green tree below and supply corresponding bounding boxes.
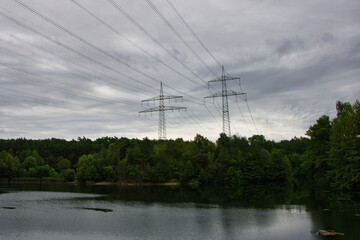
[303,115,332,187]
[117,158,128,181]
[56,157,72,172]
[61,168,75,182]
[330,100,360,191]
[270,149,292,181]
[0,150,21,182]
[76,154,91,183]
[37,165,51,181]
[22,156,37,170]
[153,145,171,182]
[180,160,195,184]
[85,166,99,182]
[28,167,37,178]
[143,163,154,182]
[103,166,116,182]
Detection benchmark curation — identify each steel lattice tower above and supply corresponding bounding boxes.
[140,82,186,140]
[158,82,166,139]
[205,66,247,137]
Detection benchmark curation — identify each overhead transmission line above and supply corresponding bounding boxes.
[0,8,209,133]
[104,0,223,125]
[139,82,186,140]
[1,5,219,140]
[9,0,183,101]
[70,0,222,127]
[106,0,207,85]
[163,0,223,71]
[144,0,218,77]
[233,99,252,136]
[0,84,84,111]
[147,0,224,117]
[143,0,224,121]
[165,0,260,135]
[0,8,162,94]
[70,0,204,89]
[12,0,204,105]
[205,66,247,137]
[11,0,173,91]
[238,77,260,134]
[4,1,230,136]
[0,40,143,106]
[0,62,139,107]
[245,99,260,135]
[2,34,143,95]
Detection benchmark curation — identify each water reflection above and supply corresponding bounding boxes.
[0,183,359,240]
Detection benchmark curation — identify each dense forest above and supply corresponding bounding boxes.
[1,100,359,191]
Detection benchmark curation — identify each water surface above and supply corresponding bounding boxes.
[0,184,359,240]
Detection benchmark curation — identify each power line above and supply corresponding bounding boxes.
[205,66,246,137]
[245,99,260,135]
[11,0,169,91]
[147,0,226,119]
[184,109,209,134]
[0,62,139,107]
[6,33,133,91]
[178,111,206,137]
[204,103,221,127]
[11,0,205,104]
[106,0,207,85]
[234,100,252,136]
[145,0,217,77]
[139,82,186,140]
[70,0,205,90]
[0,42,139,107]
[237,75,260,135]
[105,0,224,120]
[1,6,220,135]
[1,33,144,95]
[0,9,160,93]
[163,0,223,71]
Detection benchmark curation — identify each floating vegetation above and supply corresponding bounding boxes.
[79,207,113,212]
[318,230,344,236]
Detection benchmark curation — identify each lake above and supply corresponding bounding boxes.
[0,183,359,240]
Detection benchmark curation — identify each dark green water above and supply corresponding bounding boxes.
[0,184,359,240]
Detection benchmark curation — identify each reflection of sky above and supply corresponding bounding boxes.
[0,191,317,240]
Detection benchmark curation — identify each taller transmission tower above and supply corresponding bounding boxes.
[140,82,186,140]
[205,66,246,137]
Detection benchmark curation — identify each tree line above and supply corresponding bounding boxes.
[0,100,359,191]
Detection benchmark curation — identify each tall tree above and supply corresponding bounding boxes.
[330,100,360,191]
[302,115,332,187]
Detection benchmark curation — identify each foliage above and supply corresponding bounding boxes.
[329,100,360,191]
[0,100,358,191]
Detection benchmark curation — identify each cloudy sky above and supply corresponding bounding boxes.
[0,0,359,142]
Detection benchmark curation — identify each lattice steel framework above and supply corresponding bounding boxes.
[140,82,186,140]
[204,66,247,137]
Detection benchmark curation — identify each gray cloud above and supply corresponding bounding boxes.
[0,0,359,141]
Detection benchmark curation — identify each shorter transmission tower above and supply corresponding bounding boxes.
[139,82,186,140]
[204,66,246,137]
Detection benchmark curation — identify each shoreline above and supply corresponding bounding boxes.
[93,181,180,186]
[0,179,181,186]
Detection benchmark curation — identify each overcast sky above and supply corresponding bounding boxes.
[0,0,359,142]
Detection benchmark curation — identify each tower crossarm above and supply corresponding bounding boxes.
[207,76,240,87]
[204,92,246,99]
[139,106,186,113]
[203,66,246,137]
[208,76,240,83]
[141,95,183,103]
[139,82,186,140]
